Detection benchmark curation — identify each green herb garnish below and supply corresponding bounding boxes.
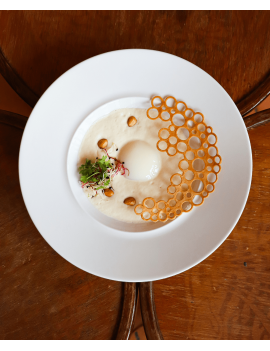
[78,156,112,185]
[79,152,129,197]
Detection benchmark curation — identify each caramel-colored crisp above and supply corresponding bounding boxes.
[104,188,114,197]
[97,138,108,149]
[134,96,221,222]
[127,116,137,127]
[124,197,136,206]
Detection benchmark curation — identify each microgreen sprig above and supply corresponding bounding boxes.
[78,153,129,195]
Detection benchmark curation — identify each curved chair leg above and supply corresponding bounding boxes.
[237,74,270,117]
[116,282,137,340]
[0,47,39,108]
[140,282,163,340]
[0,109,28,129]
[243,108,270,131]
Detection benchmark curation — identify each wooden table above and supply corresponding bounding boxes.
[1,10,270,340]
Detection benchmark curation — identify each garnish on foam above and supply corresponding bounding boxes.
[79,144,129,198]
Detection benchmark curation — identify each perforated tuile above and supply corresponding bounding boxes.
[134,96,221,222]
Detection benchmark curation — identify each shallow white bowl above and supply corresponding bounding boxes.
[19,49,252,282]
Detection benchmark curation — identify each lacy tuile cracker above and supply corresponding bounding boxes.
[134,96,221,222]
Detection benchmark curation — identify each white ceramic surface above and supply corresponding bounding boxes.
[19,49,252,282]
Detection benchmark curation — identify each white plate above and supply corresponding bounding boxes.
[19,49,252,282]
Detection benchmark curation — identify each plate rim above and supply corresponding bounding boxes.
[19,49,253,282]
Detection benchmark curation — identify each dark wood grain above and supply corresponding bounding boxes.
[0,10,270,105]
[237,74,270,117]
[0,122,130,340]
[2,10,270,339]
[244,108,270,131]
[0,109,28,129]
[0,47,39,107]
[140,282,163,340]
[116,283,137,340]
[152,121,270,339]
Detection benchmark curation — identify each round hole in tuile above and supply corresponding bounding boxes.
[206,184,214,192]
[162,106,166,110]
[180,160,189,170]
[193,195,202,205]
[176,209,181,215]
[169,136,178,145]
[166,207,171,212]
[207,173,217,183]
[185,151,195,160]
[166,97,176,107]
[187,120,195,128]
[144,198,155,209]
[208,158,213,163]
[153,97,162,107]
[215,156,221,163]
[186,192,191,198]
[189,137,201,150]
[177,127,190,140]
[207,166,212,171]
[127,116,137,127]
[161,111,171,121]
[208,134,216,144]
[194,114,203,123]
[172,114,185,126]
[171,174,181,185]
[197,124,205,132]
[177,142,187,153]
[203,143,208,148]
[177,102,186,111]
[142,211,151,220]
[157,201,166,210]
[192,130,196,134]
[168,147,177,156]
[191,179,204,193]
[104,188,114,197]
[160,129,170,139]
[169,199,177,207]
[192,158,205,172]
[148,108,159,119]
[185,109,193,118]
[159,212,167,220]
[182,202,192,211]
[170,126,175,131]
[199,173,204,178]
[169,212,175,218]
[157,140,168,151]
[153,208,158,214]
[168,185,176,194]
[176,192,183,201]
[202,191,207,197]
[207,128,211,133]
[152,215,158,221]
[201,133,206,139]
[124,197,136,206]
[171,109,176,114]
[135,205,143,214]
[213,165,220,172]
[208,147,217,157]
[185,170,195,181]
[197,150,205,157]
[98,138,108,149]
